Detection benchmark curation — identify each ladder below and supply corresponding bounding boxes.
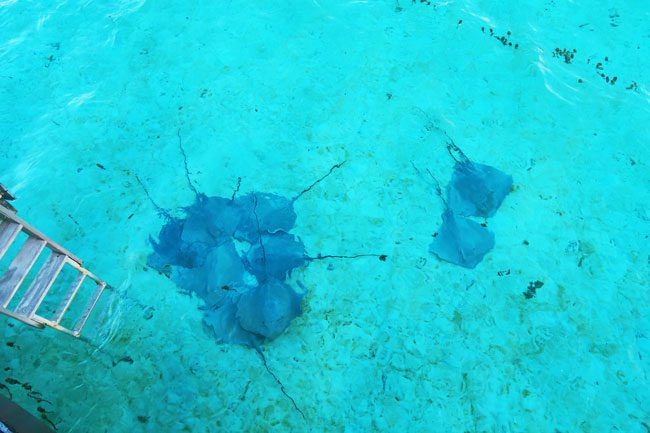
[0,204,106,337]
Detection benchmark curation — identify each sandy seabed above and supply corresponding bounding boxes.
[1,1,649,432]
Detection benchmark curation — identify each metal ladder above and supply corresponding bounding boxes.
[0,204,106,337]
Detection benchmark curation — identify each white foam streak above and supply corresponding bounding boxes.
[67,91,96,108]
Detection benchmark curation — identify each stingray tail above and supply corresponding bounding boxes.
[412,106,470,164]
[292,161,346,203]
[255,347,306,419]
[444,133,470,164]
[231,176,242,201]
[251,195,268,275]
[134,174,172,220]
[176,129,200,198]
[306,253,387,262]
[410,161,448,207]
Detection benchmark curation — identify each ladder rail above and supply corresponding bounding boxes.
[0,220,22,261]
[64,257,104,285]
[72,282,106,335]
[0,306,45,328]
[0,205,82,264]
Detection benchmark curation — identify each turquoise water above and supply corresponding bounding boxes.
[1,0,649,431]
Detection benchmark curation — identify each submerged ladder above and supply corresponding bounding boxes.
[0,202,106,337]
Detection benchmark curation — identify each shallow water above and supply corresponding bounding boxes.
[1,1,649,432]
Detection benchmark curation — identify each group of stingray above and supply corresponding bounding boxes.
[428,139,512,268]
[147,139,512,349]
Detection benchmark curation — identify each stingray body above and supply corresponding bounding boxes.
[237,278,304,340]
[447,161,513,218]
[149,191,306,347]
[429,209,495,268]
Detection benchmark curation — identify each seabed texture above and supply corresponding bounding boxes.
[1,1,649,432]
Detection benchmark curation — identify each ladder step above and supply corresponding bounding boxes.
[0,237,47,307]
[0,205,108,337]
[51,271,86,324]
[72,282,106,335]
[0,220,22,261]
[15,251,66,317]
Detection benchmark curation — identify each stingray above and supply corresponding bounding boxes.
[237,278,304,340]
[447,160,513,218]
[443,135,513,218]
[429,209,495,268]
[204,279,303,345]
[203,294,263,347]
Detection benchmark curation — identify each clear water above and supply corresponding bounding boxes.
[1,1,649,432]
